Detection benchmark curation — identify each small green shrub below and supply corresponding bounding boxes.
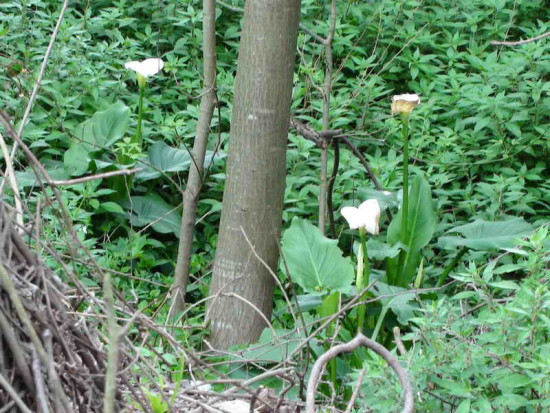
[353,227,549,412]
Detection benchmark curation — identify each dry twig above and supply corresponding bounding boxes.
[305,334,414,413]
[490,31,550,46]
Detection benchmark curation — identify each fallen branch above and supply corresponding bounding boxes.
[305,334,414,413]
[48,168,143,186]
[490,31,550,46]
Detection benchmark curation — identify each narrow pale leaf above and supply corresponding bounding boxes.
[438,218,534,251]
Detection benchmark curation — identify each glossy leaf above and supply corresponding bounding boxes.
[438,218,534,251]
[73,102,130,152]
[126,195,181,236]
[386,175,437,286]
[282,218,354,293]
[64,143,90,176]
[136,141,226,181]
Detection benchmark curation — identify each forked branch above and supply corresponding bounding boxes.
[305,334,414,413]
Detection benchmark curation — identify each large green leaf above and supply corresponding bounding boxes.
[438,218,534,251]
[126,195,181,236]
[240,328,301,363]
[282,218,354,293]
[15,166,70,187]
[136,141,226,181]
[73,102,130,152]
[148,141,192,172]
[64,143,90,176]
[386,175,437,286]
[387,175,436,248]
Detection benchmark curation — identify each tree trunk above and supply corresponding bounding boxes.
[169,0,217,319]
[207,0,301,349]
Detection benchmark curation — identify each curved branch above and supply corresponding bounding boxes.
[305,334,414,413]
[490,31,550,46]
[340,136,382,191]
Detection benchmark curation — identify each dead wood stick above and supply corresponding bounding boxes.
[48,168,143,186]
[345,368,366,413]
[0,310,35,392]
[339,136,382,191]
[0,371,33,413]
[491,31,550,46]
[0,401,15,413]
[0,261,49,364]
[394,326,407,356]
[32,349,50,413]
[305,334,414,413]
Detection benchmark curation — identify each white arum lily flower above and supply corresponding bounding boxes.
[124,58,164,77]
[391,93,420,115]
[341,199,381,235]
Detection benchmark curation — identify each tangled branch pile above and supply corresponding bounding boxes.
[0,204,110,412]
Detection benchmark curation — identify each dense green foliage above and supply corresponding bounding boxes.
[1,0,548,411]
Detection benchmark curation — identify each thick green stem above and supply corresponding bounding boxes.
[356,229,370,334]
[134,84,146,146]
[437,247,468,287]
[400,115,410,244]
[113,82,146,199]
[371,304,389,343]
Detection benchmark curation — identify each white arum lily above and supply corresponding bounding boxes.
[124,58,164,78]
[341,199,381,235]
[391,93,420,115]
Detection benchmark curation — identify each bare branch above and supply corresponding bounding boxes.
[0,372,33,413]
[170,0,218,317]
[345,368,366,413]
[7,0,71,160]
[491,31,550,46]
[48,168,143,186]
[393,327,407,356]
[305,334,414,413]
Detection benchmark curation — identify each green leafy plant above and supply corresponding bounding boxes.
[386,174,437,287]
[354,227,550,412]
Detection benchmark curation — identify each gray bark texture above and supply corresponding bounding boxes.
[207,0,301,349]
[169,0,217,319]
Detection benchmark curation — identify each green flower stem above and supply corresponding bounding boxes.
[370,304,389,343]
[134,82,146,146]
[437,247,468,287]
[400,113,410,244]
[113,80,146,200]
[356,229,370,334]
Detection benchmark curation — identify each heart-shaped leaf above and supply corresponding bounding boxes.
[73,102,130,152]
[126,195,181,236]
[282,218,354,293]
[136,141,226,181]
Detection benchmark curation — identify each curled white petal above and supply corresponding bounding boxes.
[357,199,381,235]
[124,58,164,77]
[341,206,362,230]
[341,199,381,235]
[393,93,420,103]
[391,93,420,114]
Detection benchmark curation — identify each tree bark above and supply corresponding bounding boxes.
[318,0,337,235]
[207,0,301,349]
[169,0,217,319]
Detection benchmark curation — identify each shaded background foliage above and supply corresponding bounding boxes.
[1,0,549,410]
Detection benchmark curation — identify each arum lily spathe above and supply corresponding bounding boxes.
[125,58,164,77]
[391,93,420,115]
[341,199,381,235]
[125,58,164,88]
